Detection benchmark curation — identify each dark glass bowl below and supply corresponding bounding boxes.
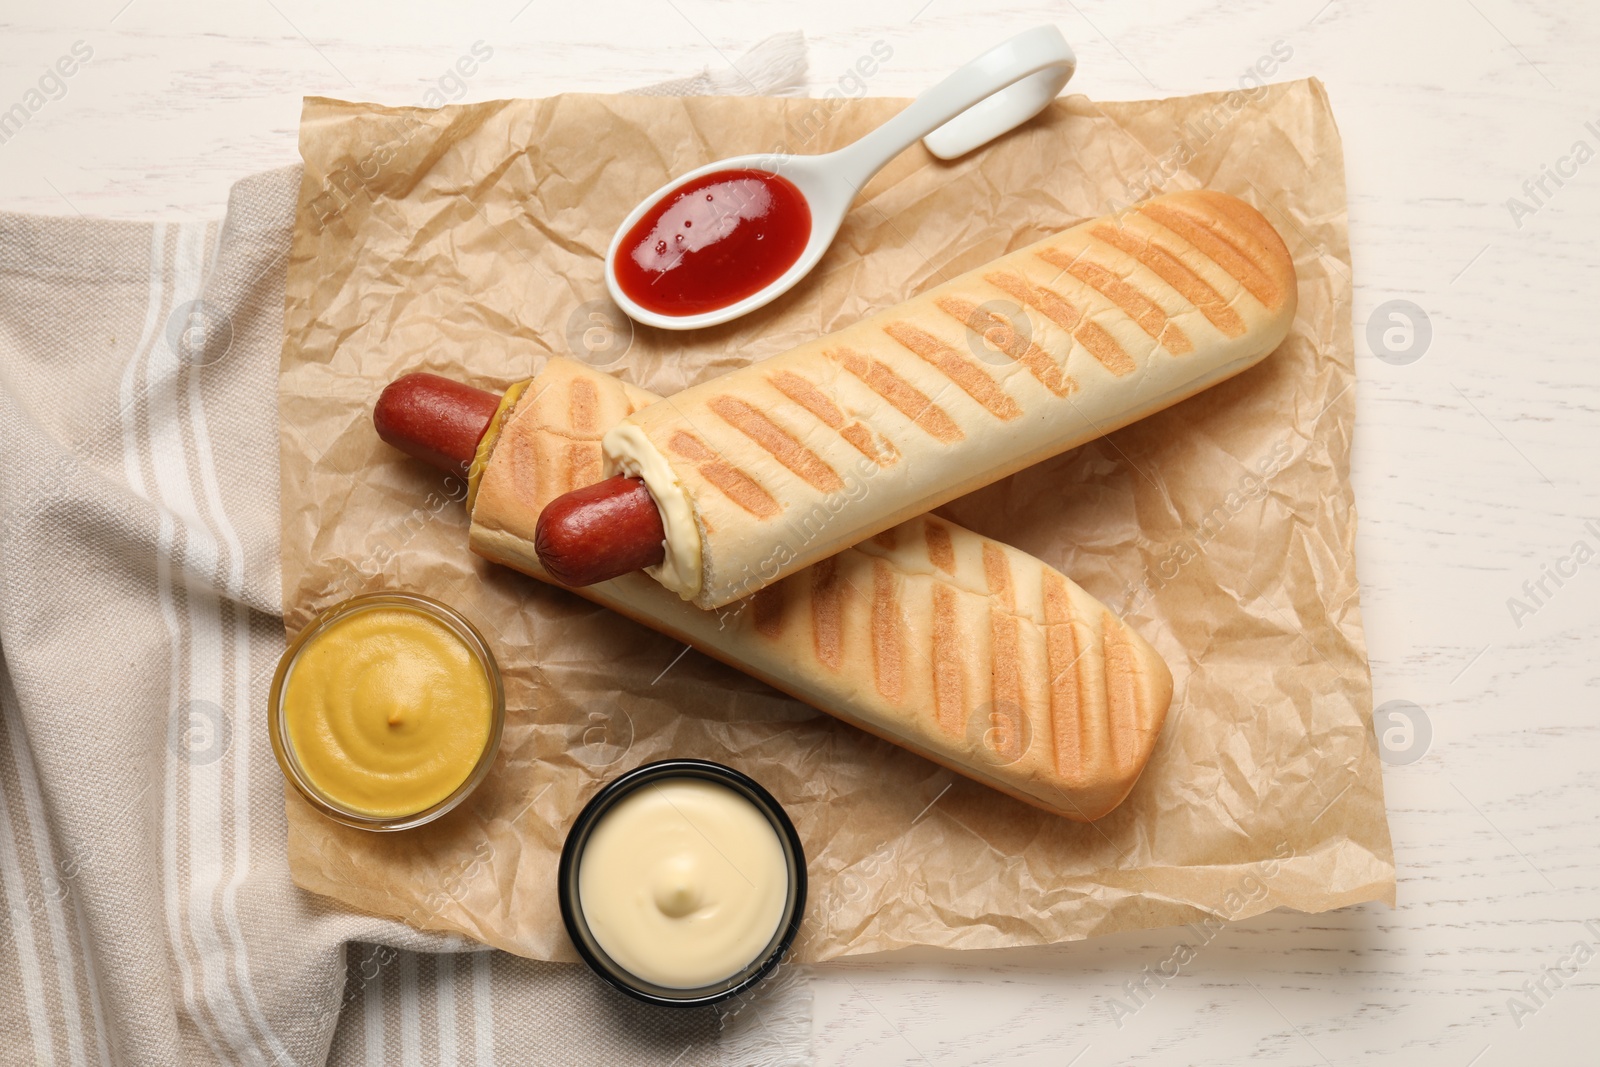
[557,759,807,1007]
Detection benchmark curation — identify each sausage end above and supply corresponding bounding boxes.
[534,476,667,586]
[374,372,500,476]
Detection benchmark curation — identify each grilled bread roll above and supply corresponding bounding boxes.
[603,190,1298,609]
[471,358,1173,821]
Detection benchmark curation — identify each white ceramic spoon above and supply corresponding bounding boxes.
[604,25,1077,331]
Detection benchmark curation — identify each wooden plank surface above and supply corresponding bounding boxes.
[4,1,1598,1063]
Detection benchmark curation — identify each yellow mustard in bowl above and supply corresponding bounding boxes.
[270,592,503,830]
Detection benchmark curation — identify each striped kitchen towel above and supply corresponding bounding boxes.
[0,33,812,1067]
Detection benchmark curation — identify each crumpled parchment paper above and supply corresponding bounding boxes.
[278,78,1394,962]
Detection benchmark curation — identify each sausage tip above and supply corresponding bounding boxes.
[535,476,667,586]
[374,372,500,476]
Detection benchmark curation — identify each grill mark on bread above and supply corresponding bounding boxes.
[873,528,897,549]
[667,431,781,518]
[811,558,843,670]
[1090,223,1246,338]
[1158,323,1190,352]
[708,394,844,492]
[931,585,964,735]
[1070,319,1136,378]
[924,520,956,574]
[987,613,1027,764]
[830,347,963,443]
[935,296,1076,396]
[563,441,600,495]
[570,376,599,435]
[881,322,1023,420]
[983,544,1027,765]
[984,271,1081,330]
[1101,613,1142,770]
[1137,200,1282,308]
[871,562,904,703]
[514,432,549,510]
[842,425,898,464]
[1043,571,1084,781]
[1200,190,1292,265]
[769,369,845,426]
[1037,247,1194,355]
[984,270,1136,377]
[768,369,898,465]
[666,432,716,463]
[981,543,1014,609]
[751,583,786,638]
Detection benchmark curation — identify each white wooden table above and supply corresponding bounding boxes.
[6,1,1598,1063]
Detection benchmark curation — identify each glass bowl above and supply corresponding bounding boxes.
[268,591,505,832]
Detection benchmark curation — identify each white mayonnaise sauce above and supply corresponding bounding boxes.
[577,777,788,988]
[602,423,703,601]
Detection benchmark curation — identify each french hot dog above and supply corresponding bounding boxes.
[375,360,1175,821]
[538,190,1298,609]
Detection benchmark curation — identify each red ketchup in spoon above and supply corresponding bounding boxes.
[613,169,812,318]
